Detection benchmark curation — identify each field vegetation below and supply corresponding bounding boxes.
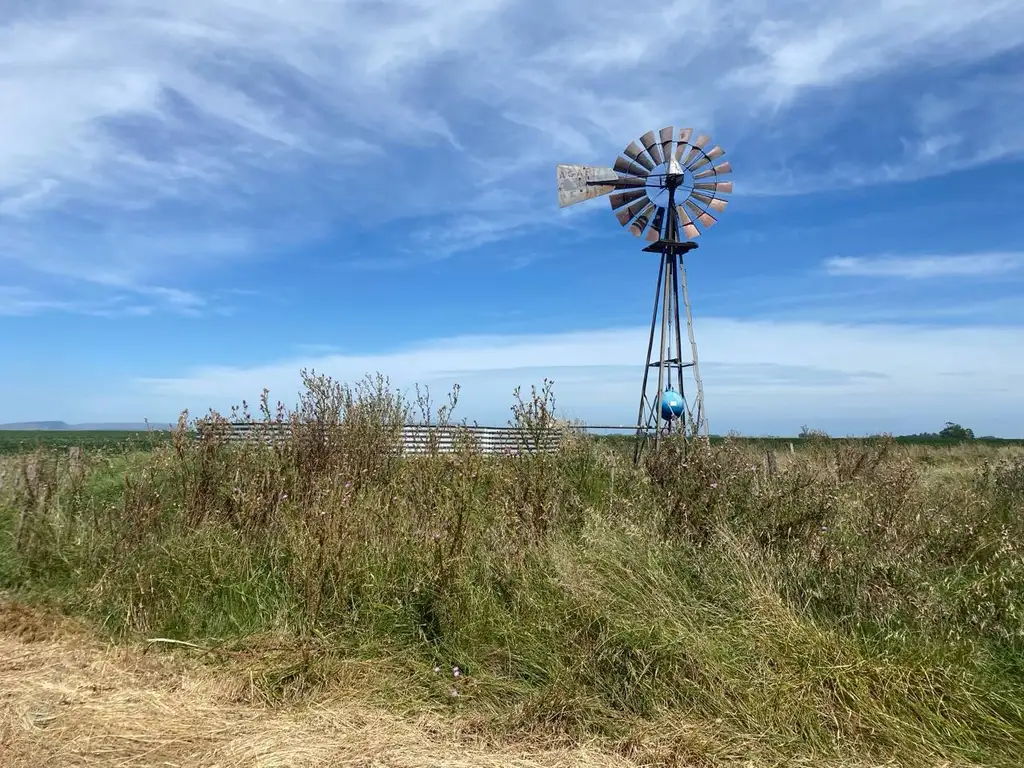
[0,429,171,455]
[2,371,1023,767]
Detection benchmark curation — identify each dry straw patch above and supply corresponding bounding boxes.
[2,600,980,768]
[0,599,633,768]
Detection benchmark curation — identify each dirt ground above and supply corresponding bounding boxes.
[0,599,634,768]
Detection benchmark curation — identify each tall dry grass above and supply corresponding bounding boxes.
[2,371,1024,767]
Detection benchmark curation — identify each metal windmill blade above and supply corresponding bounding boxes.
[622,141,656,172]
[684,199,717,229]
[614,155,649,177]
[681,134,711,168]
[640,130,664,166]
[609,188,648,210]
[674,128,693,160]
[615,197,651,226]
[693,161,731,180]
[644,207,666,242]
[692,191,728,213]
[658,126,675,167]
[688,145,725,172]
[694,181,733,195]
[628,202,658,237]
[691,181,732,204]
[675,204,701,240]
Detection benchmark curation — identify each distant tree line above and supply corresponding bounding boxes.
[796,422,995,442]
[901,422,980,442]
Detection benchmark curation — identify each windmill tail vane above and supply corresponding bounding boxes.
[554,125,733,460]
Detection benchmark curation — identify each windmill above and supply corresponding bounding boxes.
[555,126,732,460]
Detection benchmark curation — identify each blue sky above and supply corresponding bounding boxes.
[1,0,1023,436]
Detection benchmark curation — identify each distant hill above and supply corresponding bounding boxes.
[0,421,171,431]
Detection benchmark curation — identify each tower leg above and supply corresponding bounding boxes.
[633,255,665,465]
[677,255,707,437]
[656,251,671,448]
[633,246,701,464]
[669,256,688,435]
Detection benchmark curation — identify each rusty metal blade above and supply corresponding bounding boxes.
[686,199,717,228]
[659,126,674,167]
[674,128,693,160]
[694,181,733,194]
[609,188,647,209]
[628,202,657,236]
[556,164,618,207]
[692,191,728,213]
[675,204,700,239]
[688,145,725,171]
[614,155,649,177]
[622,141,656,171]
[615,197,651,226]
[681,133,713,167]
[693,161,732,180]
[645,207,665,241]
[640,130,663,166]
[689,157,710,172]
[682,144,703,168]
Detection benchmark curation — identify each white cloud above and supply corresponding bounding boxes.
[730,1,1024,105]
[121,318,1024,436]
[0,286,70,316]
[1,0,1022,290]
[0,277,230,319]
[0,219,284,290]
[824,253,1024,279]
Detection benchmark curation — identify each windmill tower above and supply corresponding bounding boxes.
[555,126,732,460]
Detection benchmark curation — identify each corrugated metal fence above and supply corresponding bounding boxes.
[200,421,566,455]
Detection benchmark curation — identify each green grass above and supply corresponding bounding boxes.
[0,429,171,455]
[2,372,1023,767]
[2,430,1021,459]
[598,433,1024,450]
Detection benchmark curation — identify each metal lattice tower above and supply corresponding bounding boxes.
[555,126,733,461]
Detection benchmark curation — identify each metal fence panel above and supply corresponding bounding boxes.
[199,422,564,455]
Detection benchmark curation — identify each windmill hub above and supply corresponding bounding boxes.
[645,162,690,202]
[555,125,734,459]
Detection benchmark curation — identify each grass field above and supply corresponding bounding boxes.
[0,429,172,455]
[2,429,1021,457]
[2,374,1023,767]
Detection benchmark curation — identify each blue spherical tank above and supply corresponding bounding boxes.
[660,390,684,421]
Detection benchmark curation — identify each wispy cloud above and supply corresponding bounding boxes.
[1,0,1022,291]
[0,216,298,306]
[824,252,1024,279]
[729,1,1023,106]
[0,286,71,316]
[0,279,230,319]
